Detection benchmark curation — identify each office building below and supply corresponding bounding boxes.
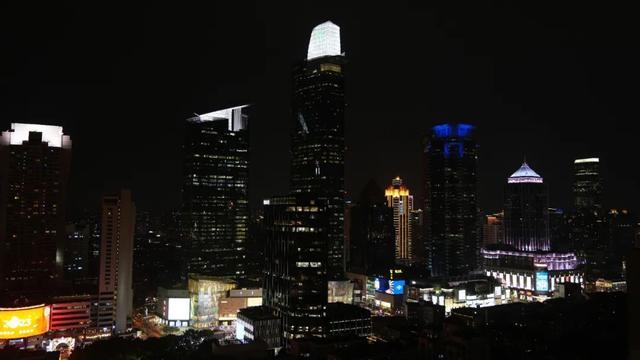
[481,162,582,299]
[570,158,605,272]
[182,105,250,278]
[482,212,504,246]
[410,209,425,264]
[326,303,372,338]
[0,123,71,306]
[573,158,602,213]
[424,123,479,276]
[262,195,328,340]
[97,190,135,334]
[503,162,550,252]
[49,295,92,332]
[385,177,414,264]
[236,306,282,350]
[348,180,395,274]
[548,208,569,251]
[290,21,346,279]
[218,288,263,324]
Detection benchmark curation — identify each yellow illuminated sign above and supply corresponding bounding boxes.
[0,305,50,339]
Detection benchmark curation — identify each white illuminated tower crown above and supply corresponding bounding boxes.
[508,162,543,184]
[307,21,341,60]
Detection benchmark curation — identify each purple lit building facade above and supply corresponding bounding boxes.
[481,162,582,299]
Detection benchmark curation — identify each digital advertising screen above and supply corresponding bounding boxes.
[536,271,549,292]
[0,305,50,340]
[167,298,190,321]
[385,280,405,295]
[374,277,389,293]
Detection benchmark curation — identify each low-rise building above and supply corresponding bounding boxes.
[326,303,371,338]
[236,306,281,351]
[218,289,262,324]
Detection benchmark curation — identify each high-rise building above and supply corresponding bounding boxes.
[0,123,71,306]
[424,123,478,277]
[385,177,414,264]
[410,209,425,264]
[481,161,582,297]
[262,195,328,341]
[482,212,504,247]
[290,21,346,279]
[573,158,602,214]
[182,105,250,278]
[503,162,550,252]
[570,157,606,275]
[548,208,569,252]
[348,180,395,274]
[607,208,635,277]
[97,190,135,334]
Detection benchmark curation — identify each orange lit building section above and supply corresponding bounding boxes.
[385,177,413,263]
[0,305,50,339]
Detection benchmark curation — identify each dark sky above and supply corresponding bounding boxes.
[2,1,639,217]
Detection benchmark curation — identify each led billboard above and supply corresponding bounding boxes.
[536,271,549,292]
[385,280,405,295]
[374,277,389,293]
[375,278,405,295]
[0,305,50,339]
[167,298,190,321]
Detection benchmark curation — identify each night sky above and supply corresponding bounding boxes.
[2,1,639,217]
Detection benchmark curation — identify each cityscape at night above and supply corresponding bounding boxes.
[1,2,638,359]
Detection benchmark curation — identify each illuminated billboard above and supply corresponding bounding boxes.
[0,305,50,339]
[374,277,389,293]
[375,278,405,295]
[386,280,405,295]
[167,298,190,321]
[536,271,549,292]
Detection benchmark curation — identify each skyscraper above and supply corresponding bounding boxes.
[481,161,582,296]
[503,162,550,252]
[573,158,602,214]
[0,123,71,306]
[262,195,328,341]
[385,177,414,264]
[424,123,478,277]
[182,105,250,278]
[482,212,504,247]
[290,21,346,279]
[569,157,608,277]
[410,209,425,265]
[349,180,395,274]
[97,190,135,334]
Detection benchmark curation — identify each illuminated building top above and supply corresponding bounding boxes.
[307,21,342,60]
[188,104,249,131]
[3,123,71,149]
[432,123,474,138]
[508,162,543,184]
[385,177,411,198]
[574,157,599,164]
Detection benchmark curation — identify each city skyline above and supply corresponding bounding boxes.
[2,2,638,217]
[0,4,637,357]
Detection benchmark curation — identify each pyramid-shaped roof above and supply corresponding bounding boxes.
[508,162,543,183]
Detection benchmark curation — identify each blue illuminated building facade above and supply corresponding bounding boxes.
[424,124,479,277]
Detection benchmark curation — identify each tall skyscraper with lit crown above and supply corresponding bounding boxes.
[424,123,478,277]
[385,177,414,264]
[0,123,71,306]
[573,158,602,214]
[290,21,346,279]
[182,105,250,279]
[503,162,550,252]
